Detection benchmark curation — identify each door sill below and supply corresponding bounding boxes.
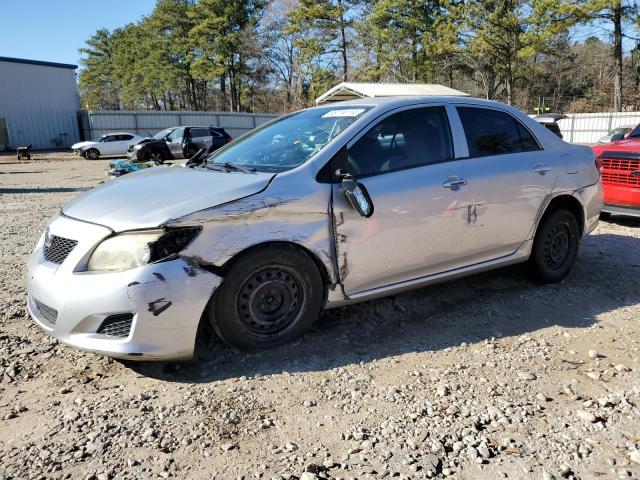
[329,241,532,307]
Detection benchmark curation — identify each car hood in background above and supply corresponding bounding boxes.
[592,137,640,156]
[71,141,95,150]
[62,166,275,231]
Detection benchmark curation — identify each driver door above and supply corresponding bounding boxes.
[332,106,473,296]
[167,127,185,158]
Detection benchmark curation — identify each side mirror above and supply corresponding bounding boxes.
[610,133,624,142]
[341,174,374,218]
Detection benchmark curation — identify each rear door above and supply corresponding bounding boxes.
[452,106,557,260]
[188,128,211,155]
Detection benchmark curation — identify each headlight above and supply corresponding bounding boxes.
[87,228,200,272]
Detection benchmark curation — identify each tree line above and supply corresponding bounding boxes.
[79,0,640,114]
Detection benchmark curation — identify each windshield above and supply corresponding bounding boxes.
[205,106,372,173]
[153,128,173,140]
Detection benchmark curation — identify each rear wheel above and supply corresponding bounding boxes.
[527,209,580,283]
[208,246,324,350]
[85,148,100,160]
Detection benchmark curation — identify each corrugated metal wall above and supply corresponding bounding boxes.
[556,112,640,144]
[83,111,280,141]
[0,61,80,149]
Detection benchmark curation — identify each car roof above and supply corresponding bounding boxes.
[308,95,524,111]
[102,132,140,136]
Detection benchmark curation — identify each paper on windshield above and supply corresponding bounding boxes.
[321,108,366,118]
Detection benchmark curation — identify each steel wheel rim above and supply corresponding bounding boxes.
[543,223,571,270]
[236,266,303,335]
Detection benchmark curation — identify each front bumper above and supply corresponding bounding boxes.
[26,214,221,360]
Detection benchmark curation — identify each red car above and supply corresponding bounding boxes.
[592,128,640,217]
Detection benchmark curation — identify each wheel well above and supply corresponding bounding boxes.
[540,195,585,236]
[218,241,332,287]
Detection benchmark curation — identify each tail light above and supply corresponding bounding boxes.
[595,157,604,174]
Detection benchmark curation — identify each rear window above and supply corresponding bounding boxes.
[457,107,540,157]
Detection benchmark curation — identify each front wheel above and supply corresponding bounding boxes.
[85,148,100,160]
[527,209,580,283]
[208,246,324,350]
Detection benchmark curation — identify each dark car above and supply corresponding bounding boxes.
[533,113,565,139]
[128,126,231,163]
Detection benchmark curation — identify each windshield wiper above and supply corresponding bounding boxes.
[223,162,256,173]
[204,162,256,173]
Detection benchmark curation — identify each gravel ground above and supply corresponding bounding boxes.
[1,159,639,480]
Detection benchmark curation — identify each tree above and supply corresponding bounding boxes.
[287,0,357,83]
[79,29,122,109]
[190,0,265,111]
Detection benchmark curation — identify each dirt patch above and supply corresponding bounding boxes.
[0,160,639,479]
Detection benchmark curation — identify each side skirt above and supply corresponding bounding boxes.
[325,239,533,309]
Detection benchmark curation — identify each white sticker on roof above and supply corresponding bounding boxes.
[322,108,366,118]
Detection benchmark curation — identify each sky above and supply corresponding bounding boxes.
[0,0,156,66]
[0,0,636,70]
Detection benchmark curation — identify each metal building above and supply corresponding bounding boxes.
[315,82,469,105]
[0,56,80,150]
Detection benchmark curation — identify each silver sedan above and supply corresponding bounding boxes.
[26,96,603,360]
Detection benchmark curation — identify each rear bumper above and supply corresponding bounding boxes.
[578,181,604,235]
[603,183,640,210]
[602,203,640,218]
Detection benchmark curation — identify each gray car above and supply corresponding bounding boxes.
[26,96,603,360]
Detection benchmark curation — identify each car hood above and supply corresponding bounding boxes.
[592,137,640,156]
[71,141,95,150]
[62,166,275,232]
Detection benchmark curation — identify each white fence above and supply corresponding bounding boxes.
[81,110,280,141]
[81,109,640,146]
[557,112,640,144]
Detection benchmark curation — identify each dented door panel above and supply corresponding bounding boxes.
[332,160,477,296]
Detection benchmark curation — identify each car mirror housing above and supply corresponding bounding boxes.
[342,175,374,218]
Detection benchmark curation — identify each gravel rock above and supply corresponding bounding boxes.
[0,160,639,480]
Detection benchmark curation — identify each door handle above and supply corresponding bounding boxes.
[443,177,468,189]
[533,164,552,174]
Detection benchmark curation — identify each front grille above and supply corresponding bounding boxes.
[33,298,58,325]
[601,157,640,187]
[97,314,133,337]
[43,235,78,264]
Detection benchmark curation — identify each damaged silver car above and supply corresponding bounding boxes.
[26,97,603,360]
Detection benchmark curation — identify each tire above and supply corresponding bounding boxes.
[149,151,164,165]
[527,209,580,283]
[208,245,324,350]
[85,148,100,160]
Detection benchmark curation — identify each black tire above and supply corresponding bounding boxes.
[527,209,580,283]
[85,148,100,160]
[208,245,324,350]
[148,151,164,165]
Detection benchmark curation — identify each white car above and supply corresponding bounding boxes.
[72,132,146,160]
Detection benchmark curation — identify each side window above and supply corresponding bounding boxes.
[167,128,184,142]
[118,134,134,141]
[102,135,116,142]
[191,128,209,138]
[347,107,453,177]
[457,107,540,157]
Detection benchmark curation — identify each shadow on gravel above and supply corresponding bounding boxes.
[0,187,91,194]
[130,231,640,383]
[602,215,640,228]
